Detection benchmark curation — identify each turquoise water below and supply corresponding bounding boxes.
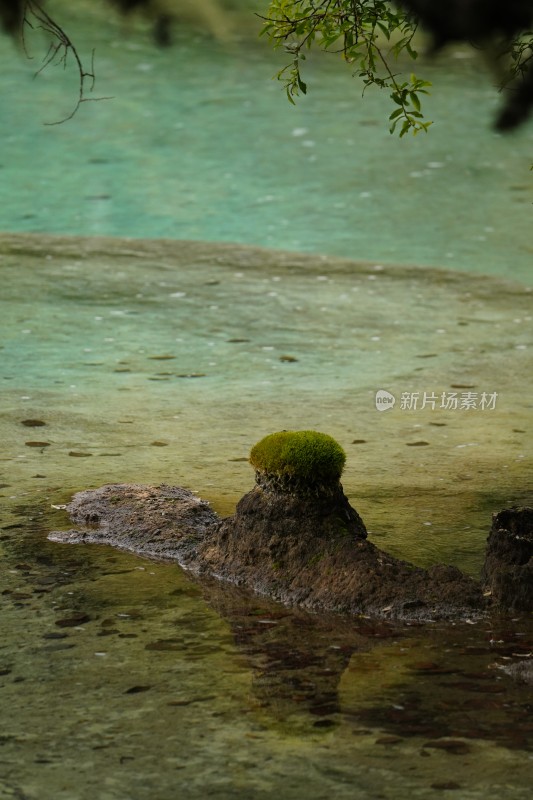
[0,1,531,282]
[1,3,533,799]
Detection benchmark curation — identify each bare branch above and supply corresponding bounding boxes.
[22,1,112,125]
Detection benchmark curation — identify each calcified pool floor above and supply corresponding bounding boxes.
[1,234,532,800]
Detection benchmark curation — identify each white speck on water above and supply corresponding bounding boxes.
[515,344,527,349]
[170,292,186,298]
[359,191,372,198]
[302,140,315,147]
[291,127,308,137]
[427,162,445,168]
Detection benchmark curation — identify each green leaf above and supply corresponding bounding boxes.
[410,92,421,111]
[399,119,411,138]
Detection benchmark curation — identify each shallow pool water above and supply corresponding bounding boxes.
[1,234,532,799]
[1,3,532,799]
[2,500,533,800]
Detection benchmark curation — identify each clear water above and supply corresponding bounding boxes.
[1,3,532,799]
[0,1,531,283]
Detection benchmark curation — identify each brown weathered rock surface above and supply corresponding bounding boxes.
[196,478,483,619]
[482,507,533,612]
[50,483,217,567]
[49,475,509,621]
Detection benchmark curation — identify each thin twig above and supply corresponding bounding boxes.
[22,0,112,124]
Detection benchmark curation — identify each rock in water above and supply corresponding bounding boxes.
[48,431,532,619]
[49,483,218,567]
[482,507,533,612]
[197,431,484,619]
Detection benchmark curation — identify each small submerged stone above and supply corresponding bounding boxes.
[423,739,471,755]
[55,613,91,627]
[430,782,462,791]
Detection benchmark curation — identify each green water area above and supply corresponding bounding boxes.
[1,2,532,798]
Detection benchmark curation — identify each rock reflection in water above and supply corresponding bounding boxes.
[196,576,533,750]
[2,506,533,800]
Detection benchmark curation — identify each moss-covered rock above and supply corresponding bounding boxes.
[249,430,346,485]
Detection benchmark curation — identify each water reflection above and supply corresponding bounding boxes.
[2,500,532,798]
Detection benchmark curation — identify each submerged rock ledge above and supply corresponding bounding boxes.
[49,477,533,621]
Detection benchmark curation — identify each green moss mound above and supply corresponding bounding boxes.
[249,430,346,483]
